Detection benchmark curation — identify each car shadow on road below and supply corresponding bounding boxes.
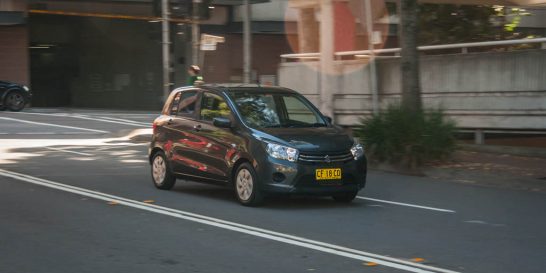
[172,181,363,210]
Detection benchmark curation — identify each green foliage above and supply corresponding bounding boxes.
[355,104,456,169]
[418,4,536,45]
[419,4,495,45]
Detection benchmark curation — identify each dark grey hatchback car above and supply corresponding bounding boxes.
[149,84,367,206]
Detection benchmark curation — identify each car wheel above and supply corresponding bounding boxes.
[151,151,176,190]
[234,163,264,206]
[332,191,358,203]
[5,91,26,112]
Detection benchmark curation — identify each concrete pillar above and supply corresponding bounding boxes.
[297,8,319,53]
[243,0,252,83]
[319,0,335,119]
[475,129,485,145]
[161,0,171,101]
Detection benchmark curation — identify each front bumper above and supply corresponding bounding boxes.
[256,155,367,196]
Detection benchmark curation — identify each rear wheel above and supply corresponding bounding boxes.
[234,163,264,206]
[332,191,358,203]
[5,91,26,112]
[151,151,176,190]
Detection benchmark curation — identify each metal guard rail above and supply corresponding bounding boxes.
[280,37,546,61]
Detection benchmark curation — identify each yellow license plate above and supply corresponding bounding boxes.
[315,168,342,180]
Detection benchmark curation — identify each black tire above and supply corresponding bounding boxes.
[4,91,26,112]
[234,162,264,206]
[332,191,358,203]
[5,91,26,112]
[151,151,176,190]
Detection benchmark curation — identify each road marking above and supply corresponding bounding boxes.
[10,112,150,127]
[357,197,456,213]
[0,132,101,135]
[89,115,150,126]
[45,147,94,156]
[0,117,108,133]
[0,168,460,273]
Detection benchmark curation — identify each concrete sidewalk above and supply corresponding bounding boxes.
[425,150,546,193]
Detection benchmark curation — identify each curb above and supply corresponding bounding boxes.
[459,144,546,159]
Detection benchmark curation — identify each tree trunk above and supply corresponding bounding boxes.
[400,0,422,113]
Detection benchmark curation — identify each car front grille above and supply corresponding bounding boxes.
[298,151,353,164]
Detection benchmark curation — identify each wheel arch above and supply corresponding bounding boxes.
[149,147,164,164]
[229,158,253,185]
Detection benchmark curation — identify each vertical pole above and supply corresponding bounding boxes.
[475,129,485,145]
[161,0,171,101]
[319,0,334,119]
[243,0,252,83]
[364,0,379,115]
[192,0,201,66]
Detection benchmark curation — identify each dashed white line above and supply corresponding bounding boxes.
[357,196,456,213]
[0,117,108,133]
[0,168,460,273]
[45,147,94,156]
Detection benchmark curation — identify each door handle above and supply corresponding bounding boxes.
[193,124,202,131]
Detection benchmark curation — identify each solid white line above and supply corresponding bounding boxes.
[0,117,108,133]
[357,197,456,213]
[0,168,460,273]
[70,114,149,127]
[5,132,101,135]
[89,115,150,126]
[45,147,94,156]
[10,112,149,127]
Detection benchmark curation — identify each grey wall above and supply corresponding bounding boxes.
[279,49,546,129]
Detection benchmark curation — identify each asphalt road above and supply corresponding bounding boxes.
[1,108,545,273]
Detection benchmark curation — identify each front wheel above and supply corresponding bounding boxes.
[234,163,264,206]
[151,151,176,190]
[5,91,26,112]
[332,191,358,203]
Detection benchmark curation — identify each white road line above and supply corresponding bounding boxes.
[0,132,101,135]
[45,147,94,156]
[10,112,149,127]
[357,196,456,213]
[0,117,108,133]
[89,115,151,126]
[0,169,460,273]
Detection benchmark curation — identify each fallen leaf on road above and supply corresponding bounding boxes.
[108,201,119,205]
[364,262,378,266]
[143,200,155,204]
[412,258,425,262]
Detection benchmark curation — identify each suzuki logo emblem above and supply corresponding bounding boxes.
[324,155,331,163]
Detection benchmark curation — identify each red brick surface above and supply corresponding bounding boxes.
[0,26,29,85]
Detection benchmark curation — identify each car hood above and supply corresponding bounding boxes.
[256,126,354,153]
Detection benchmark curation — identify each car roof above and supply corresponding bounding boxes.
[200,83,297,94]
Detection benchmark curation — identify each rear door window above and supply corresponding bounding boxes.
[177,91,199,117]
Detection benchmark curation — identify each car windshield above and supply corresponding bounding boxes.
[228,91,327,129]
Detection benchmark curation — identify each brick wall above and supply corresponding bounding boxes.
[201,33,295,83]
[0,26,29,85]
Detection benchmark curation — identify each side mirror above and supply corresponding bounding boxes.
[213,117,232,128]
[324,116,333,124]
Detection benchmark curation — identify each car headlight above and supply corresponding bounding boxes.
[266,142,299,162]
[350,142,364,160]
[23,85,29,91]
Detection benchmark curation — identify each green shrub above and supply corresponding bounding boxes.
[354,104,456,169]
